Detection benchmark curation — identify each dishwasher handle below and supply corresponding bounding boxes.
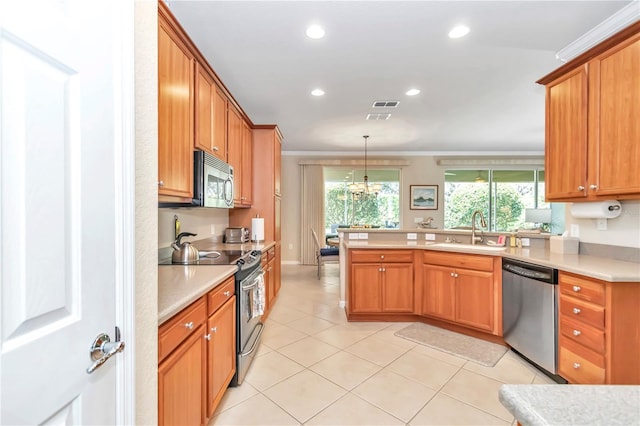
[503,259,558,284]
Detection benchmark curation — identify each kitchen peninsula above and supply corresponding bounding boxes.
[336,228,640,386]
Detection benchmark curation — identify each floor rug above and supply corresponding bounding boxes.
[394,323,508,367]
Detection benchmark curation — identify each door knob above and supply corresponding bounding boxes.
[86,327,125,374]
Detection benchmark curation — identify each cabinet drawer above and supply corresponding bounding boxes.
[559,295,605,330]
[351,250,413,263]
[559,337,605,384]
[267,247,275,260]
[559,273,605,305]
[261,253,268,267]
[423,251,493,271]
[560,316,605,354]
[159,297,206,361]
[208,277,235,316]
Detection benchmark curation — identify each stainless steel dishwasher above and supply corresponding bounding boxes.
[502,258,564,381]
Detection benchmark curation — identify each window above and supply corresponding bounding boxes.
[444,169,559,232]
[324,167,400,232]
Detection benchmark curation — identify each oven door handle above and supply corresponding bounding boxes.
[241,271,264,291]
[239,322,264,357]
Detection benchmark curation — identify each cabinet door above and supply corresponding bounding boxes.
[588,34,640,197]
[158,19,194,198]
[350,264,382,313]
[206,297,236,419]
[195,62,214,155]
[213,86,228,161]
[382,263,414,312]
[241,120,253,205]
[422,264,455,321]
[545,66,588,201]
[159,324,205,426]
[455,268,494,332]
[227,105,243,205]
[266,258,275,310]
[274,131,282,196]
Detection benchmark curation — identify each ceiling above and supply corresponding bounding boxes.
[167,1,633,155]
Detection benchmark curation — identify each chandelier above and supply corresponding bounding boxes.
[349,135,382,199]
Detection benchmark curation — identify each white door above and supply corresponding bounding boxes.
[0,1,133,424]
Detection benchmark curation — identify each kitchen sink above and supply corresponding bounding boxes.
[433,242,507,252]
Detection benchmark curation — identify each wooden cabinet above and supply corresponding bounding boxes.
[227,107,252,206]
[229,125,283,297]
[195,62,227,161]
[213,86,228,161]
[539,24,640,201]
[159,277,238,425]
[422,251,499,334]
[205,290,236,420]
[557,272,640,384]
[265,247,276,312]
[158,6,194,201]
[349,250,414,314]
[158,298,206,426]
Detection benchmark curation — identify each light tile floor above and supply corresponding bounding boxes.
[210,264,557,425]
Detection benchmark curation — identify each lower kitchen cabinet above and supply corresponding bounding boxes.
[158,298,206,426]
[422,251,499,335]
[349,250,414,314]
[557,271,640,384]
[206,296,236,419]
[159,277,237,425]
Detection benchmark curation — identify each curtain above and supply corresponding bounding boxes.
[300,164,325,265]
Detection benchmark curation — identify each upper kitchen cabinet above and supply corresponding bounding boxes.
[241,120,253,206]
[195,63,227,161]
[227,104,253,207]
[158,4,194,201]
[539,23,640,201]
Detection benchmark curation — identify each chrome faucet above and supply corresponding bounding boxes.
[471,210,487,245]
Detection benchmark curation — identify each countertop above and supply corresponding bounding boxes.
[499,384,640,425]
[342,240,640,282]
[158,240,276,325]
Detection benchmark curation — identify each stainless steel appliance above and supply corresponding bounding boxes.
[229,253,264,386]
[502,258,565,382]
[159,247,265,386]
[224,227,250,243]
[159,151,233,208]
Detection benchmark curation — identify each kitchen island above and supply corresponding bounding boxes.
[499,384,640,425]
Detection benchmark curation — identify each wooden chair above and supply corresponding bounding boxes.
[311,228,339,279]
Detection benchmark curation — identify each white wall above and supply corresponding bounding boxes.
[134,2,158,424]
[158,207,229,248]
[565,200,640,248]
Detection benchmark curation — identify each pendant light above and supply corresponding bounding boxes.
[349,135,382,199]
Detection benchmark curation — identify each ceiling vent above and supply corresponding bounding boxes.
[366,113,391,120]
[372,100,399,108]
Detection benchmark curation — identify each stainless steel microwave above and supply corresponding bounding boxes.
[194,151,234,208]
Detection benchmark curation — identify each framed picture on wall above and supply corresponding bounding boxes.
[410,185,438,210]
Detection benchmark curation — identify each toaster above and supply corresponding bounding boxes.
[224,227,249,243]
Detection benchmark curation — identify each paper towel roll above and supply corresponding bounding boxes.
[570,200,622,219]
[251,217,265,242]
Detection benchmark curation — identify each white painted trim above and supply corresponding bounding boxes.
[281,260,301,265]
[113,2,136,424]
[556,1,640,62]
[339,300,346,308]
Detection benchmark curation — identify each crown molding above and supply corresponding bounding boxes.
[556,1,640,62]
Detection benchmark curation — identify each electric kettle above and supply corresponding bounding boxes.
[171,232,199,264]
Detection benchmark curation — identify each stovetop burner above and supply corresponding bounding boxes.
[159,249,261,269]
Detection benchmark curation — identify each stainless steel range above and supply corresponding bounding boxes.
[159,246,265,386]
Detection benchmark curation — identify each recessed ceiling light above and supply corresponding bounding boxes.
[405,89,421,96]
[306,25,325,39]
[448,25,470,39]
[311,89,325,96]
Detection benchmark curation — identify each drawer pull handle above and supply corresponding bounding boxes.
[577,185,585,191]
[572,285,581,292]
[573,308,581,315]
[589,184,598,190]
[223,291,231,297]
[451,272,455,277]
[380,255,385,259]
[184,321,194,330]
[211,327,217,333]
[573,362,581,369]
[573,330,581,336]
[204,334,211,341]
